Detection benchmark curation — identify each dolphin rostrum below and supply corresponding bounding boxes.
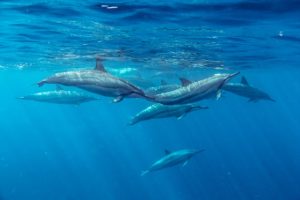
[223,76,275,102]
[129,103,208,125]
[38,58,148,103]
[141,149,204,176]
[152,72,240,105]
[18,86,98,105]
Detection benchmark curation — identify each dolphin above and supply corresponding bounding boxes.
[145,80,181,96]
[223,76,275,102]
[129,103,208,125]
[18,86,98,105]
[152,72,240,105]
[141,149,204,176]
[38,58,148,103]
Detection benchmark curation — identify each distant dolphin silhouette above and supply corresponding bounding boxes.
[141,149,204,176]
[18,86,98,105]
[38,58,148,103]
[223,76,275,102]
[152,72,240,105]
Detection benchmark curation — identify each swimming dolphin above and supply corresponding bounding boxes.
[18,86,98,105]
[145,80,181,96]
[129,103,208,125]
[38,58,147,103]
[141,149,204,176]
[223,76,275,102]
[152,72,240,105]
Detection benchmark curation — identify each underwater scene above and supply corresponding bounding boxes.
[0,0,300,199]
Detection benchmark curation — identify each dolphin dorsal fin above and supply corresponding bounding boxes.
[95,57,106,72]
[164,149,171,155]
[160,80,168,85]
[179,77,192,86]
[241,76,249,86]
[56,85,63,91]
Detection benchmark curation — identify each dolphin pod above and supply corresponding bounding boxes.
[18,58,276,176]
[36,58,242,105]
[223,76,275,102]
[141,149,205,176]
[129,103,208,125]
[18,86,98,105]
[38,58,148,103]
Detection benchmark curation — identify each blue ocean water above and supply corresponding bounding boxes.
[1,0,300,199]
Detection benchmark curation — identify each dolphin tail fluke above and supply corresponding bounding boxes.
[16,96,25,100]
[138,90,156,102]
[113,95,124,103]
[113,90,153,103]
[141,170,149,176]
[135,90,155,102]
[126,81,155,102]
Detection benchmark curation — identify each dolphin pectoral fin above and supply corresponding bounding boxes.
[248,98,258,103]
[113,91,136,103]
[112,95,124,103]
[182,160,189,167]
[196,106,209,110]
[216,90,222,100]
[177,113,186,120]
[141,170,149,176]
